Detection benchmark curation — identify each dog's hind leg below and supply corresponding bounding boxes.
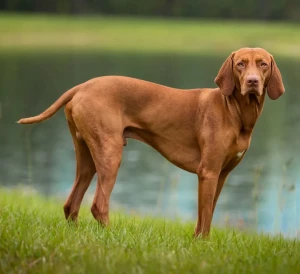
[63,121,96,221]
[87,134,123,226]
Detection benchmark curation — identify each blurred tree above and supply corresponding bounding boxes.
[56,0,72,14]
[73,0,87,14]
[160,0,176,16]
[0,0,299,21]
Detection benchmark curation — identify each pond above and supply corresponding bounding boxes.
[0,51,299,236]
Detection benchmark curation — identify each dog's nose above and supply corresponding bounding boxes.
[246,75,259,86]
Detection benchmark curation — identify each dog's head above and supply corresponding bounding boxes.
[214,47,285,100]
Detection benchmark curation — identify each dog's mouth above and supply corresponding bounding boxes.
[248,89,257,95]
[242,87,262,97]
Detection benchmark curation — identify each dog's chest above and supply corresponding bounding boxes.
[233,131,251,160]
[236,130,251,154]
[236,150,246,159]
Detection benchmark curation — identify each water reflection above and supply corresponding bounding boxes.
[0,51,299,237]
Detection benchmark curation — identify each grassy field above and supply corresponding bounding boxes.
[0,13,300,57]
[0,188,299,274]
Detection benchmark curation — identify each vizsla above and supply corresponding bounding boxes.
[18,48,285,237]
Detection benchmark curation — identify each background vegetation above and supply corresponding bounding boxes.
[1,0,300,21]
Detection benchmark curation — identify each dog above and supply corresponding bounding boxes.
[18,48,285,237]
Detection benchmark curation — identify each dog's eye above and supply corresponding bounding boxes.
[237,62,245,68]
[260,62,268,67]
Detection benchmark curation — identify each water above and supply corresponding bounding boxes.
[1,51,299,236]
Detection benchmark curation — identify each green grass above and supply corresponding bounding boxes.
[0,13,300,57]
[0,188,299,274]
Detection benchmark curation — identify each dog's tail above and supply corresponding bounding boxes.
[17,86,78,124]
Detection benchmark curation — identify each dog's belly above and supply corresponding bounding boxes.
[123,128,200,173]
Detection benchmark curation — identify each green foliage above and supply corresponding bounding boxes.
[0,0,300,21]
[1,188,300,274]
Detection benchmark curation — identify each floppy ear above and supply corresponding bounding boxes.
[214,52,235,96]
[267,55,285,100]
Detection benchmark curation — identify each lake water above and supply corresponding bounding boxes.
[0,51,299,237]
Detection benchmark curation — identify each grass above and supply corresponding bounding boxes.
[0,188,300,274]
[0,13,300,57]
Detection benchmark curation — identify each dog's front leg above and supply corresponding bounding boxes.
[194,164,221,238]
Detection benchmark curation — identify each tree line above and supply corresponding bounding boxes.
[1,0,299,21]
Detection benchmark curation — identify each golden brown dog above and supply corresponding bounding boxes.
[18,48,285,237]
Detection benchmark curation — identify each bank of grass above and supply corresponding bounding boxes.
[0,188,299,274]
[0,13,300,57]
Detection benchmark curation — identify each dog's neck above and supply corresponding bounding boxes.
[229,88,266,133]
